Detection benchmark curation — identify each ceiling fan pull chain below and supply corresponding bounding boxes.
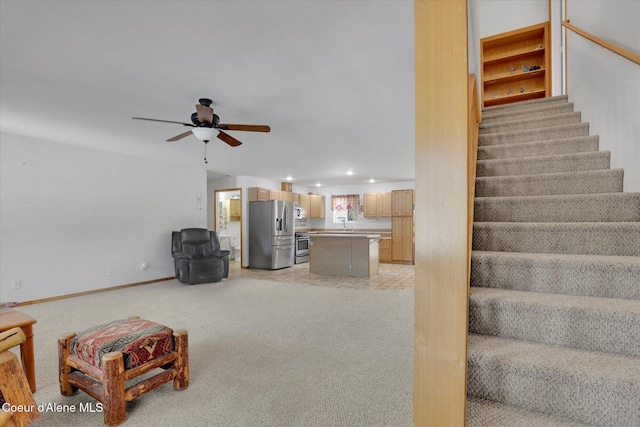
[204,141,208,164]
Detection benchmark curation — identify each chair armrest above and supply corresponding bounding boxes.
[212,249,231,258]
[173,252,194,260]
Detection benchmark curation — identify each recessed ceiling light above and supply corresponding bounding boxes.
[286,176,293,181]
[316,183,322,187]
[346,170,354,176]
[368,179,375,183]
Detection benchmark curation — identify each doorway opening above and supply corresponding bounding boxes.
[214,188,242,267]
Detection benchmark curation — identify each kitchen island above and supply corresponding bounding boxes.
[308,233,381,277]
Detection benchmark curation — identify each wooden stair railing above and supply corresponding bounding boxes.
[562,20,640,66]
[468,74,480,284]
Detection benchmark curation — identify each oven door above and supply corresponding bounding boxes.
[295,237,310,263]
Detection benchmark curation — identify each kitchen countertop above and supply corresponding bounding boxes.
[309,233,382,238]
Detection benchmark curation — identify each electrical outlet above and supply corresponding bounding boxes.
[12,280,22,289]
[107,268,114,276]
[140,262,148,271]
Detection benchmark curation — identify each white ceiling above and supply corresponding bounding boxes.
[0,1,415,187]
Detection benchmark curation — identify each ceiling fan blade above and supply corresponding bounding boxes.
[217,131,243,147]
[219,124,271,132]
[167,130,193,142]
[196,104,214,125]
[132,117,193,126]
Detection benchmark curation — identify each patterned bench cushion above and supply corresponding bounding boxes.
[70,318,174,369]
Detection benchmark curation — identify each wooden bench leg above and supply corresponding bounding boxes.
[102,351,126,427]
[172,329,189,390]
[57,333,77,396]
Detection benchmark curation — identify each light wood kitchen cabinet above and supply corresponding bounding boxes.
[363,193,378,217]
[364,192,392,218]
[481,22,550,108]
[299,194,310,217]
[379,237,391,262]
[268,190,281,201]
[392,190,414,216]
[391,189,414,263]
[269,190,293,202]
[392,216,414,262]
[309,194,325,218]
[379,192,392,217]
[248,187,269,202]
[225,199,241,221]
[293,193,300,205]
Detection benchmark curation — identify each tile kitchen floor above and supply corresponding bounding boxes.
[230,261,414,290]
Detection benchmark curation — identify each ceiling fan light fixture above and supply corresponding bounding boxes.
[191,127,216,142]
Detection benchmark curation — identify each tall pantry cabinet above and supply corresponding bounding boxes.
[391,189,414,263]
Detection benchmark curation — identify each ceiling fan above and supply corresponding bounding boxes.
[132,98,270,163]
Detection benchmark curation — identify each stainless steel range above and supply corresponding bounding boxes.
[295,232,309,264]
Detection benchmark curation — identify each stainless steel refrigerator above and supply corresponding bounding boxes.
[249,200,295,270]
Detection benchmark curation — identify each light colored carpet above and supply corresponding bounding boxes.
[469,95,640,426]
[12,276,414,427]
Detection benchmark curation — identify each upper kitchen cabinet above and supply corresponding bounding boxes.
[298,194,311,217]
[267,189,292,202]
[248,187,269,202]
[309,194,325,218]
[364,192,392,218]
[481,22,550,108]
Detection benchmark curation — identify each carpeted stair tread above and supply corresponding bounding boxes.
[469,287,640,357]
[467,334,640,427]
[473,222,640,256]
[476,151,610,177]
[481,102,576,125]
[471,251,640,300]
[474,192,640,222]
[479,112,582,135]
[466,397,588,427]
[482,95,569,114]
[479,123,590,147]
[478,135,599,161]
[475,169,624,197]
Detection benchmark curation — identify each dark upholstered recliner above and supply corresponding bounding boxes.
[171,228,230,284]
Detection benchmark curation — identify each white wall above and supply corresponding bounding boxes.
[1,132,207,302]
[565,0,640,192]
[468,0,549,88]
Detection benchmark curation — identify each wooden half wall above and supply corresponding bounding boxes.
[414,1,470,426]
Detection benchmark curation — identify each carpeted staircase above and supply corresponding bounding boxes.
[465,95,640,426]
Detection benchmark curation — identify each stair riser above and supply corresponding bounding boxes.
[467,348,640,427]
[479,113,582,135]
[471,253,640,300]
[474,193,640,222]
[478,136,599,161]
[472,223,640,256]
[475,170,623,197]
[482,95,569,114]
[469,293,640,357]
[479,123,590,146]
[476,152,610,178]
[481,103,575,125]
